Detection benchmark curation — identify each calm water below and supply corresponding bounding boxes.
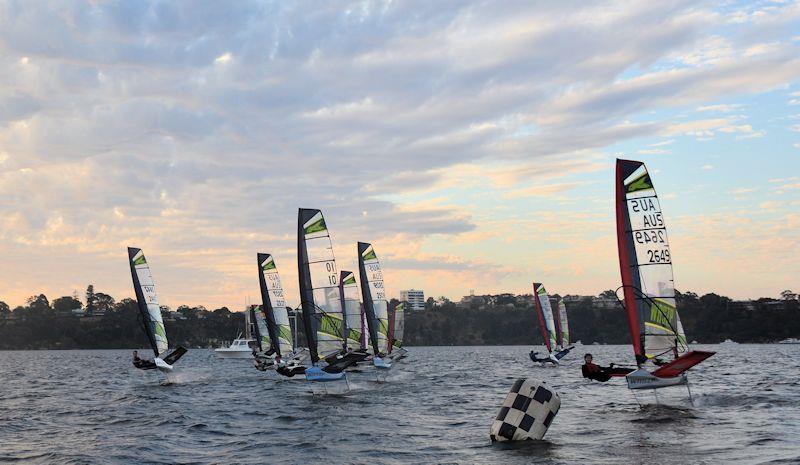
[1,345,798,464]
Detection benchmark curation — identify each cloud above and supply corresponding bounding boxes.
[0,0,798,306]
[696,103,744,112]
[664,116,766,140]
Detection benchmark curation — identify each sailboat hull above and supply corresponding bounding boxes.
[626,368,687,390]
[154,357,174,373]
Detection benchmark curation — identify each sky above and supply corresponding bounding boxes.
[1,0,799,310]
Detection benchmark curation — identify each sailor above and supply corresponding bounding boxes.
[132,350,156,369]
[529,351,557,364]
[581,353,617,382]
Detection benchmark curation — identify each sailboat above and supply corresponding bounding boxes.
[529,283,571,365]
[553,298,575,359]
[297,208,360,393]
[386,302,408,361]
[256,253,306,376]
[338,270,370,364]
[357,241,392,370]
[249,304,273,369]
[615,159,714,397]
[127,247,187,373]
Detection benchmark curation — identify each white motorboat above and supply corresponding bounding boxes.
[215,337,254,359]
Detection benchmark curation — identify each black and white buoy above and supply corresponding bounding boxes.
[490,378,561,442]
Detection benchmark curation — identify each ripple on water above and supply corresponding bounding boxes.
[0,346,798,464]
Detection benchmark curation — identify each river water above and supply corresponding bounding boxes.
[0,344,798,464]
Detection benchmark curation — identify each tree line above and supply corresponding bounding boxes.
[0,288,798,350]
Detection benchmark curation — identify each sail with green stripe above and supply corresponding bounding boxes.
[615,159,687,365]
[297,209,346,362]
[127,247,169,357]
[257,253,294,357]
[339,270,364,350]
[532,283,558,354]
[358,242,390,356]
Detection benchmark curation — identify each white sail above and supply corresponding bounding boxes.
[557,299,569,348]
[259,254,294,356]
[533,283,558,354]
[358,242,389,354]
[129,248,168,356]
[617,160,687,362]
[340,271,363,350]
[300,210,345,358]
[251,306,271,352]
[392,302,405,350]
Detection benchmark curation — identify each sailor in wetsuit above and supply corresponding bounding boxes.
[132,350,156,369]
[581,353,627,382]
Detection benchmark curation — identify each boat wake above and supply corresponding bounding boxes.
[160,368,214,386]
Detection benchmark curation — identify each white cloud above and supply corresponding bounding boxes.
[696,103,744,112]
[0,0,798,306]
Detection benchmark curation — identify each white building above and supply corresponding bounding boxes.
[401,289,426,311]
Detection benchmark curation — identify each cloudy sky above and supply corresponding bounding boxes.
[1,0,799,310]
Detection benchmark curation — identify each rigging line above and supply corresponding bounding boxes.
[616,285,681,354]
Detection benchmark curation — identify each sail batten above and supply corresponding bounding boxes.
[615,159,687,366]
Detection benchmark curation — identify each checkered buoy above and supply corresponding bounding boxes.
[490,378,560,442]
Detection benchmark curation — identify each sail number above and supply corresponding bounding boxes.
[646,248,671,264]
[633,229,666,244]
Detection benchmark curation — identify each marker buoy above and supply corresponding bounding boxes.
[490,378,560,442]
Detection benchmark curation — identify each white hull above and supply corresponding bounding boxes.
[214,349,253,359]
[155,357,174,373]
[626,368,688,390]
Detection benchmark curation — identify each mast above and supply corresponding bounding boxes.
[615,159,685,366]
[358,241,388,355]
[298,209,319,363]
[616,160,644,364]
[128,247,168,357]
[387,303,396,354]
[553,301,562,350]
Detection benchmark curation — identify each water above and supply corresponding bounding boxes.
[1,345,798,464]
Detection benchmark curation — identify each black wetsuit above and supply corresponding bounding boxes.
[582,362,633,382]
[133,357,157,370]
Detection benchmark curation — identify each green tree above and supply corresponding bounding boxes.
[85,285,96,316]
[599,290,617,299]
[212,307,232,318]
[26,294,51,312]
[0,301,10,320]
[53,296,82,313]
[177,305,199,319]
[93,292,115,314]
